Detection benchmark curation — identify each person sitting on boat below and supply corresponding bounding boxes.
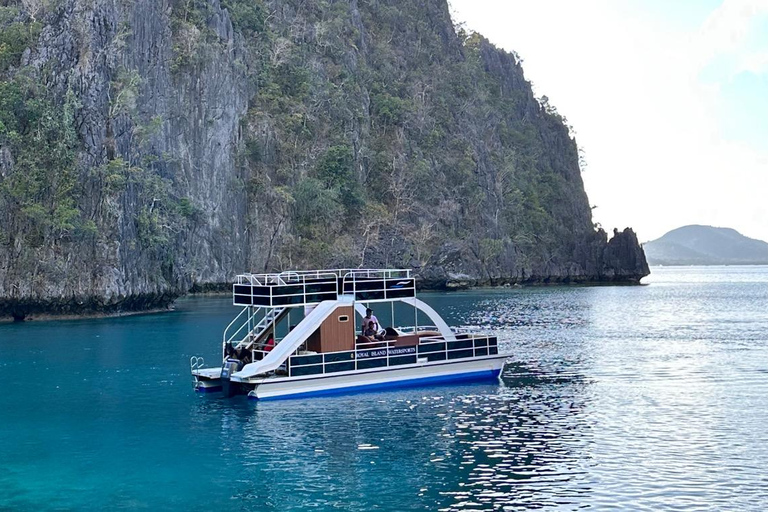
[263,334,275,353]
[237,347,252,365]
[363,308,379,333]
[363,324,376,338]
[254,334,275,360]
[362,310,384,341]
[358,326,383,345]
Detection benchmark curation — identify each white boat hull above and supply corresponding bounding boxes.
[246,354,508,400]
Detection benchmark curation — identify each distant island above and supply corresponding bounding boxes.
[643,225,768,266]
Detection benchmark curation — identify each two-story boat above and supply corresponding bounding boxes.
[190,269,509,400]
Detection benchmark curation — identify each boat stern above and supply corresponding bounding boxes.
[191,367,223,393]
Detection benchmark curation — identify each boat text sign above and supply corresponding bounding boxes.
[356,346,417,359]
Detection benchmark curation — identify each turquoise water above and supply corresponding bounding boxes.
[1,266,767,510]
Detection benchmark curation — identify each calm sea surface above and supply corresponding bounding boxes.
[1,266,767,511]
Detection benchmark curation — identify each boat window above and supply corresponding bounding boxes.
[338,315,349,322]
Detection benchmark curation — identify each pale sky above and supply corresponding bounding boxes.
[450,0,768,243]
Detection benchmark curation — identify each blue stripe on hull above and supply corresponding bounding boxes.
[253,368,502,401]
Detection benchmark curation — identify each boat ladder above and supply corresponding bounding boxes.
[190,356,205,381]
[225,306,286,351]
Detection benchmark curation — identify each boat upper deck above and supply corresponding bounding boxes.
[233,269,416,307]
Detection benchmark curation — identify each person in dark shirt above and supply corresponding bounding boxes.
[362,308,383,340]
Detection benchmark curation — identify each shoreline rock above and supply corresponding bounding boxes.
[0,291,179,322]
[1,268,648,322]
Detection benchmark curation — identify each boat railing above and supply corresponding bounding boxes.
[285,334,499,378]
[223,307,252,346]
[233,272,340,307]
[397,325,441,334]
[190,356,205,387]
[190,356,205,372]
[340,270,416,301]
[223,306,285,354]
[233,268,416,307]
[236,269,411,287]
[236,332,292,363]
[398,325,481,336]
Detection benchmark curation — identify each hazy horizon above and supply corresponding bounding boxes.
[450,0,768,244]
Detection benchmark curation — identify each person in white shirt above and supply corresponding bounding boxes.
[362,308,379,335]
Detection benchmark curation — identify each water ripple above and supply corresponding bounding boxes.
[1,267,767,510]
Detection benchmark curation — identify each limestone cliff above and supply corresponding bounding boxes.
[0,0,648,319]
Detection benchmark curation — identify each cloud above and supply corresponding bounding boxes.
[449,0,768,242]
[699,0,768,48]
[693,2,768,150]
[740,50,768,75]
[697,0,768,76]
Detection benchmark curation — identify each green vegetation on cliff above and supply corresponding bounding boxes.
[220,0,598,277]
[0,0,648,318]
[0,74,81,244]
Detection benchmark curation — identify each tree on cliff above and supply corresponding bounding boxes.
[0,0,648,318]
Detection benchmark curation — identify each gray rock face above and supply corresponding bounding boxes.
[598,228,651,282]
[1,0,249,318]
[0,0,649,319]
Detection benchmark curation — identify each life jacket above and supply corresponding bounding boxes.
[264,337,275,352]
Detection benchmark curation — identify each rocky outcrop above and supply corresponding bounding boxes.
[599,228,650,282]
[0,0,649,320]
[413,228,648,289]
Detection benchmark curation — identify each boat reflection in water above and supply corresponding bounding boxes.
[194,362,592,510]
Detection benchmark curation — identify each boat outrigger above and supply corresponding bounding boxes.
[190,269,509,400]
